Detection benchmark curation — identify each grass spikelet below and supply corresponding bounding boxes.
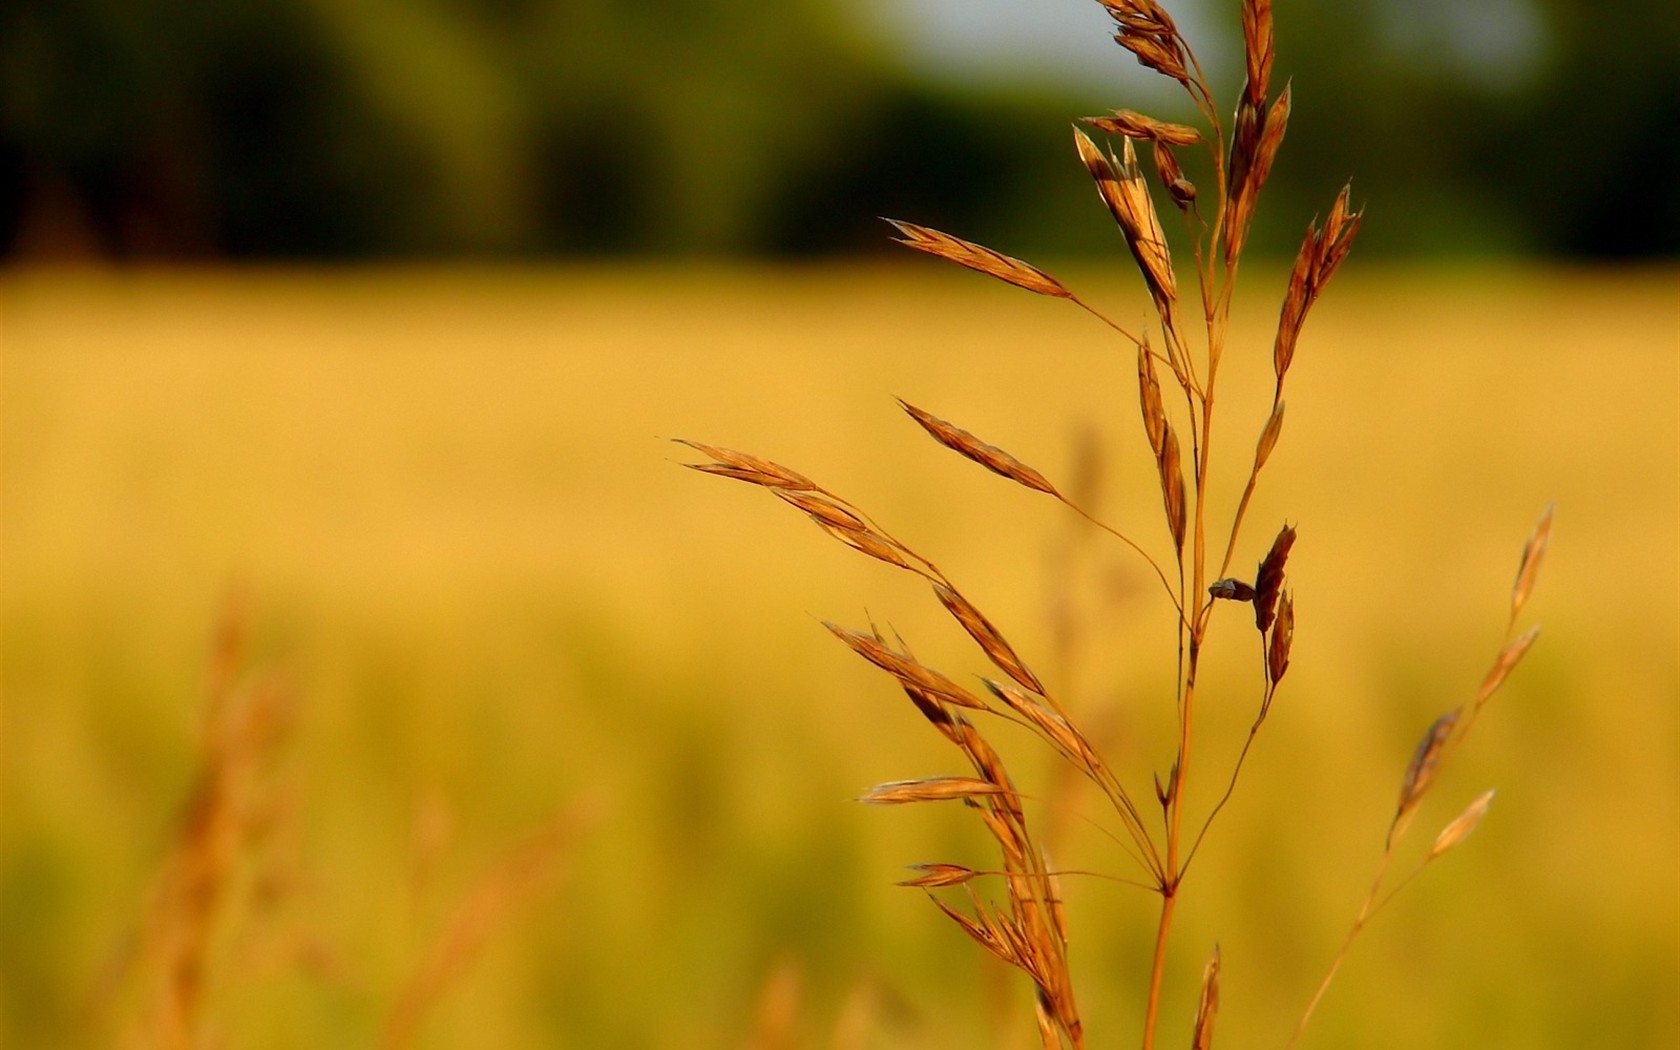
[1150,140,1197,208]
[984,679,1094,769]
[860,777,1014,805]
[1075,130,1179,320]
[900,400,1061,497]
[1390,710,1461,847]
[1241,0,1274,107]
[1272,184,1363,385]
[934,582,1046,694]
[1273,224,1316,383]
[1099,0,1190,85]
[1137,341,1169,457]
[898,863,980,888]
[886,220,1072,299]
[1080,109,1202,146]
[928,891,1018,968]
[808,516,917,572]
[1254,523,1296,632]
[1191,945,1221,1050]
[1254,399,1285,469]
[674,439,816,490]
[824,622,990,712]
[1226,83,1290,262]
[1475,623,1542,709]
[774,489,869,533]
[1511,503,1554,621]
[1428,790,1497,860]
[1158,425,1187,555]
[1267,591,1293,685]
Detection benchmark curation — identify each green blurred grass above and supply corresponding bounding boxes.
[0,266,1675,1048]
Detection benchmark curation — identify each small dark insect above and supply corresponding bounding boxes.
[1208,578,1256,602]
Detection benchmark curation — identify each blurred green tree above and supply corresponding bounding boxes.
[0,0,1674,259]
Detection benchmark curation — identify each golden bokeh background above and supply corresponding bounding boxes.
[2,264,1675,1047]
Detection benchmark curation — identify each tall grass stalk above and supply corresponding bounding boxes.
[684,3,1549,1047]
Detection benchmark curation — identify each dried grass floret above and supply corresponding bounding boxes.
[1390,710,1460,846]
[1511,503,1554,621]
[900,400,1060,497]
[1190,945,1221,1050]
[1075,130,1179,323]
[934,582,1046,695]
[1428,790,1496,860]
[886,220,1072,299]
[1254,523,1296,632]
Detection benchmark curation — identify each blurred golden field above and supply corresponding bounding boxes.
[1,264,1676,1049]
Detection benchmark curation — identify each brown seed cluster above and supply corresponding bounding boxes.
[1076,130,1178,329]
[1274,185,1363,388]
[1135,342,1188,556]
[1080,109,1202,147]
[1097,0,1191,85]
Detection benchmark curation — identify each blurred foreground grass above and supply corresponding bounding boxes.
[1,265,1676,1048]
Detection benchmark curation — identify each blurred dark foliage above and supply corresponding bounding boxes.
[1,0,1675,261]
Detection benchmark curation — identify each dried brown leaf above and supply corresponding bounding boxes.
[900,400,1060,497]
[887,220,1071,299]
